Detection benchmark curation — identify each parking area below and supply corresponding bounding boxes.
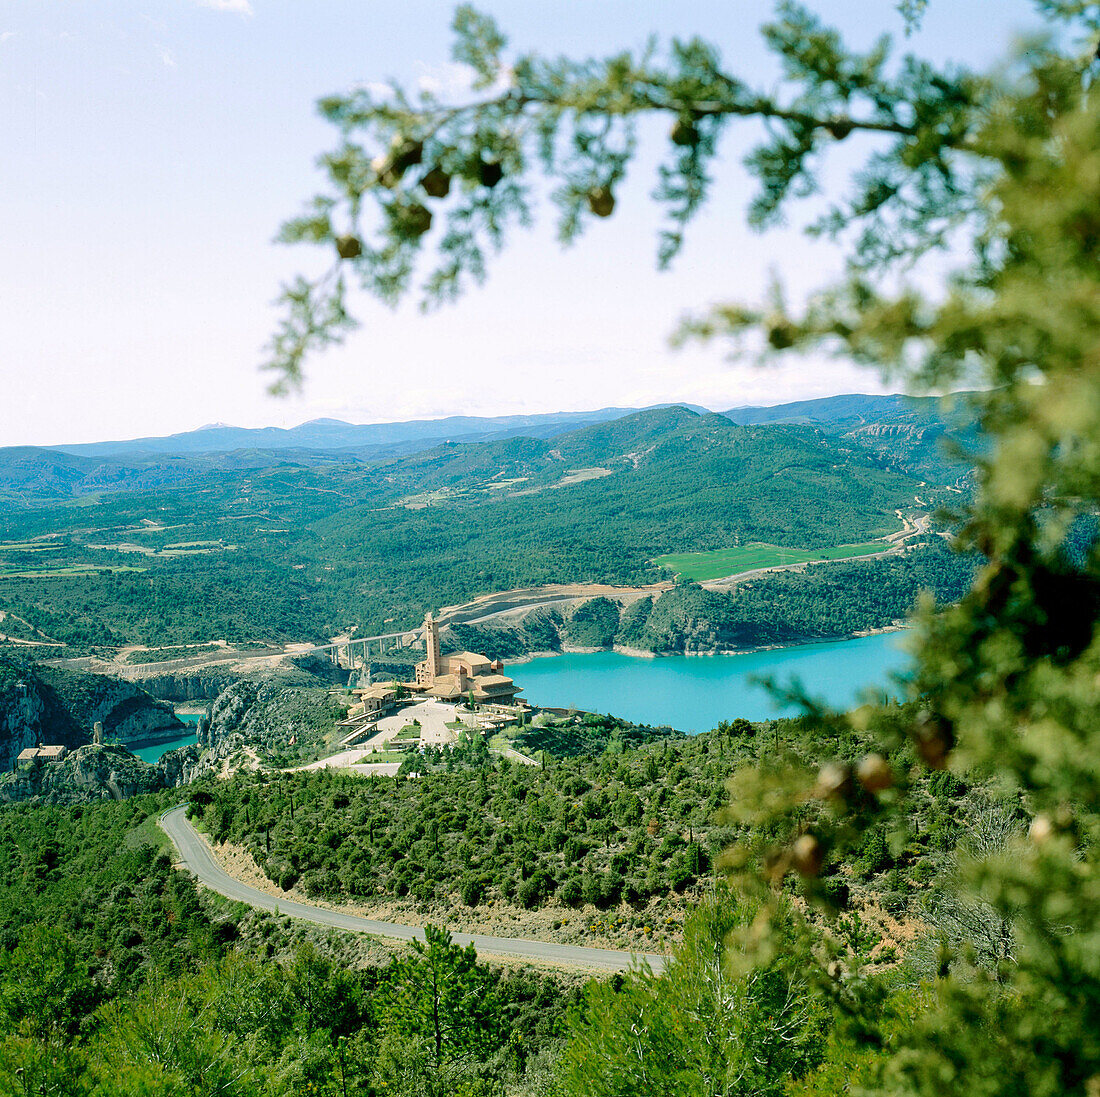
[361,699,476,750]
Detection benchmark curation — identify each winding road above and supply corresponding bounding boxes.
[159,805,666,974]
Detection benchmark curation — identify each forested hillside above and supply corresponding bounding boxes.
[449,544,976,657]
[193,709,1007,958]
[0,407,936,650]
[0,793,587,1095]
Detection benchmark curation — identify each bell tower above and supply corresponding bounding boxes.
[416,611,442,687]
[424,612,441,678]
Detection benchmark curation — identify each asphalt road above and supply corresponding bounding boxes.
[159,805,666,974]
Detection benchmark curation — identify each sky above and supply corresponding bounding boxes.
[1,0,1046,448]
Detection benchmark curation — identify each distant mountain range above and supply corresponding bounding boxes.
[46,405,710,459]
[0,393,976,508]
[36,393,964,458]
[721,392,955,428]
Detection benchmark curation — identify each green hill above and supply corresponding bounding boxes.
[0,408,932,648]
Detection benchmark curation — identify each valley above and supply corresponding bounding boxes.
[0,399,970,664]
[4,1,1096,1089]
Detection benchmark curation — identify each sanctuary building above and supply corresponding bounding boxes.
[413,613,522,705]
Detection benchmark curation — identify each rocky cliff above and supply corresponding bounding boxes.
[0,744,166,804]
[198,667,350,764]
[122,652,353,703]
[121,667,244,703]
[0,659,351,801]
[0,655,89,771]
[0,653,185,773]
[34,663,185,748]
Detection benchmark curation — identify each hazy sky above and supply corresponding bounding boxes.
[2,1,1043,447]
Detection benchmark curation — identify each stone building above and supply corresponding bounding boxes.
[412,613,521,705]
[16,745,68,764]
[349,683,400,716]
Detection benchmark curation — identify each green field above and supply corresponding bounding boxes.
[0,564,147,579]
[654,540,887,581]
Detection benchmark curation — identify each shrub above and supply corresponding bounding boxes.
[559,877,583,907]
[581,873,603,908]
[855,830,892,878]
[517,873,551,909]
[459,874,482,907]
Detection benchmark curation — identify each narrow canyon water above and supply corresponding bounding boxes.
[132,714,200,764]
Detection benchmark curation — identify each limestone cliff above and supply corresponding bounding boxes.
[0,655,88,771]
[34,663,185,748]
[0,653,186,775]
[121,667,243,703]
[199,667,348,759]
[122,653,351,704]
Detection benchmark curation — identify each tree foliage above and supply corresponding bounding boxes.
[557,890,827,1097]
[269,2,1001,387]
[271,3,1100,1093]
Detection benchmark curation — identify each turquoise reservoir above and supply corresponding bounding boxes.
[131,713,200,764]
[513,631,913,733]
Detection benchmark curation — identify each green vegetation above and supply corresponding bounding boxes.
[124,643,223,664]
[10,0,1100,1092]
[562,596,620,648]
[0,794,586,1096]
[619,545,974,652]
[450,544,974,656]
[0,563,145,579]
[0,408,932,652]
[259,3,1100,1094]
[192,705,986,940]
[516,710,678,758]
[557,890,829,1097]
[203,671,355,769]
[655,539,889,581]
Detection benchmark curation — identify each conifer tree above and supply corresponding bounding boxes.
[274,4,1100,1092]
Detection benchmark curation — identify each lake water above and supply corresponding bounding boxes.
[131,713,200,764]
[513,631,913,733]
[128,632,912,758]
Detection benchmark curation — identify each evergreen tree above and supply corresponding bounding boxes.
[273,3,1100,1093]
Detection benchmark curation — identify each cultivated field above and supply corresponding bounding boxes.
[654,540,886,581]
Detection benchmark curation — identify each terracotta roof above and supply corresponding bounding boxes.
[16,745,67,762]
[428,675,464,698]
[355,684,397,700]
[451,651,490,664]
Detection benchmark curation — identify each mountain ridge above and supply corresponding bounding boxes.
[43,404,712,460]
[24,393,972,460]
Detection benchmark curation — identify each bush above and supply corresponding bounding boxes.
[855,830,892,878]
[460,874,482,907]
[820,876,850,910]
[517,873,551,909]
[667,853,694,893]
[559,877,583,907]
[581,873,603,908]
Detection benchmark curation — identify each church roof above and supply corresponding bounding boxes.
[449,651,491,665]
[355,684,397,699]
[427,675,464,698]
[473,674,514,688]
